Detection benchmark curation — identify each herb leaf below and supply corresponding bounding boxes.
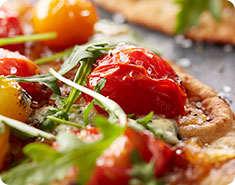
[0,115,55,140]
[50,69,127,127]
[136,112,154,126]
[84,78,107,125]
[7,42,113,96]
[8,74,60,95]
[1,116,124,185]
[175,0,221,34]
[129,150,166,185]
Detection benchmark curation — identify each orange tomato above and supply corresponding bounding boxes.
[33,0,98,48]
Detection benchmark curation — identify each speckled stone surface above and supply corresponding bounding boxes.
[98,8,235,113]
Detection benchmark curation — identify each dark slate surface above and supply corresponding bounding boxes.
[98,8,235,113]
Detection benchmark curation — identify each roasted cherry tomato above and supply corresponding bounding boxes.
[87,127,172,185]
[0,78,32,170]
[87,44,187,118]
[33,0,98,48]
[0,7,23,51]
[0,49,52,101]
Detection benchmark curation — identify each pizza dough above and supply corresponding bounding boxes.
[94,0,235,45]
[170,61,235,144]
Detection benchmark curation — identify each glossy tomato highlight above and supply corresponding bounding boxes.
[0,49,51,101]
[0,7,24,52]
[33,0,98,48]
[86,44,187,118]
[87,127,172,185]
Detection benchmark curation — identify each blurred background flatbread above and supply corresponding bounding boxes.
[94,0,235,45]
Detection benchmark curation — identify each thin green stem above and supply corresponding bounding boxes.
[63,60,92,113]
[47,116,83,129]
[35,49,73,65]
[0,32,57,46]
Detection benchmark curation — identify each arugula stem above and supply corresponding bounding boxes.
[0,115,55,139]
[47,116,83,129]
[63,60,92,113]
[35,49,73,65]
[0,32,57,46]
[50,68,127,127]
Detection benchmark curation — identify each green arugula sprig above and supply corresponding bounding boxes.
[1,69,127,185]
[175,0,221,34]
[83,78,107,125]
[8,42,113,95]
[1,116,124,185]
[50,69,127,126]
[39,43,113,130]
[0,115,55,140]
[0,32,57,46]
[129,150,166,185]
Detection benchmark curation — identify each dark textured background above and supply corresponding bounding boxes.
[98,8,235,112]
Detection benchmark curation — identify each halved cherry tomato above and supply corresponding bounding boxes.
[87,127,172,185]
[0,49,52,101]
[86,44,187,118]
[33,0,98,48]
[0,7,24,52]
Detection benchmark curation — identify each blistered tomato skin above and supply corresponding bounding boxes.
[33,0,98,48]
[0,79,31,122]
[0,7,23,51]
[0,49,52,101]
[87,127,172,185]
[87,44,187,118]
[0,79,31,170]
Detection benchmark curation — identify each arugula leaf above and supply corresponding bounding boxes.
[129,150,166,185]
[8,74,60,95]
[136,112,154,126]
[84,78,107,125]
[175,0,221,33]
[1,116,124,185]
[0,115,55,140]
[0,32,57,46]
[84,101,94,126]
[47,116,83,129]
[7,42,113,96]
[50,69,127,126]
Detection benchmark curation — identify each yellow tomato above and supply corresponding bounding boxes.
[33,0,98,48]
[0,79,31,122]
[0,79,31,170]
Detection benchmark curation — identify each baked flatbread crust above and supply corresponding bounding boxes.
[94,0,235,45]
[170,62,235,144]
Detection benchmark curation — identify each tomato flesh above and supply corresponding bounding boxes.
[33,0,98,48]
[0,49,51,101]
[87,127,172,185]
[87,44,187,118]
[0,7,23,51]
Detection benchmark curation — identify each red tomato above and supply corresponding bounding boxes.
[86,44,187,118]
[0,49,52,101]
[87,127,172,185]
[0,7,24,52]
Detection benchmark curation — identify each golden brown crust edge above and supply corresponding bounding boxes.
[94,0,235,45]
[170,62,235,143]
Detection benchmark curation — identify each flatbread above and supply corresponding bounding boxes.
[170,61,235,144]
[94,0,235,45]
